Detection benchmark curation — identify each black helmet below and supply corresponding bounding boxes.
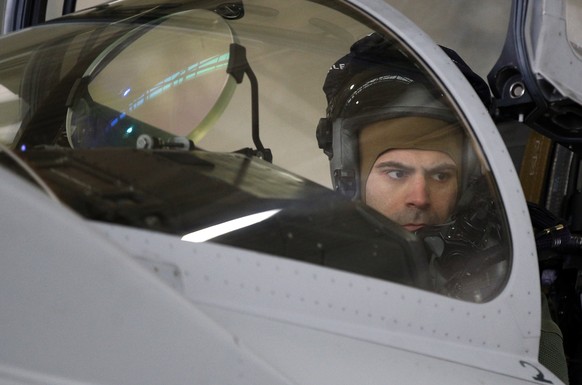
[317,33,453,199]
[316,33,490,199]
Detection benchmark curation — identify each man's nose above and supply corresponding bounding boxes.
[405,176,430,208]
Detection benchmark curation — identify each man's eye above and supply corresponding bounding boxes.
[432,172,451,181]
[387,170,406,179]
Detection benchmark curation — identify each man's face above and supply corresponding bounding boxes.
[365,148,458,232]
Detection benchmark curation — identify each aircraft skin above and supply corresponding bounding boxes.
[0,0,575,384]
[0,157,555,385]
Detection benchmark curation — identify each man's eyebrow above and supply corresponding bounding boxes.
[427,163,458,173]
[374,160,457,173]
[374,161,414,171]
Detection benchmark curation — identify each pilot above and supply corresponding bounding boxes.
[358,115,462,232]
[317,32,569,385]
[316,32,474,233]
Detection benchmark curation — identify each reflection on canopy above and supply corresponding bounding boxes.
[128,53,230,113]
[67,9,236,148]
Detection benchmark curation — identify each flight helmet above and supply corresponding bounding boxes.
[316,33,489,200]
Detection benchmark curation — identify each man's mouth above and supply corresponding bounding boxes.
[403,224,425,232]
